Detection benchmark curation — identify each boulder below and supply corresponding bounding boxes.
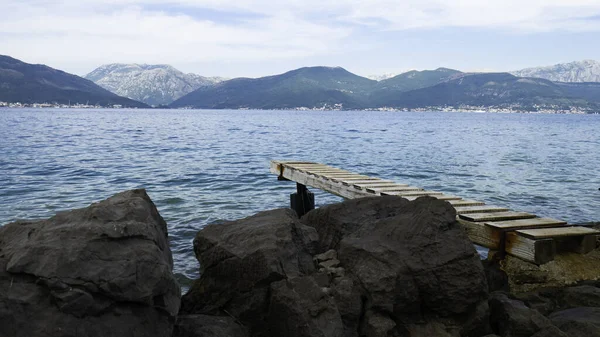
[489,292,553,337]
[557,285,600,309]
[180,208,319,334]
[549,307,600,337]
[301,196,410,251]
[267,275,344,337]
[173,314,248,337]
[0,189,180,337]
[313,196,490,336]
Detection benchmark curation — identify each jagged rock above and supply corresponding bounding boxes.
[364,312,396,337]
[489,292,553,337]
[319,258,341,269]
[267,276,344,337]
[331,276,363,337]
[173,314,248,337]
[332,197,490,336]
[314,249,337,262]
[180,208,319,334]
[549,307,600,337]
[557,285,600,309]
[0,189,180,337]
[301,196,411,251]
[530,325,569,337]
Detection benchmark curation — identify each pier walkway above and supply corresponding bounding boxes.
[270,160,599,265]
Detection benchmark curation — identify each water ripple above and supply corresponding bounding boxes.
[1,108,599,284]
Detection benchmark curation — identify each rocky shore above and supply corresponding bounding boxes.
[1,190,599,336]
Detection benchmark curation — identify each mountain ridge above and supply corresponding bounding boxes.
[85,64,226,106]
[511,60,600,83]
[0,55,148,107]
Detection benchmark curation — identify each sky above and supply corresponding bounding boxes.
[1,0,600,78]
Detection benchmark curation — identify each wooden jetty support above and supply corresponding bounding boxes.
[270,160,599,265]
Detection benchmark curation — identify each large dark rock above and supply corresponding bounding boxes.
[0,189,180,337]
[489,292,553,337]
[267,275,344,337]
[182,196,490,337]
[173,314,248,337]
[332,197,490,336]
[301,196,410,251]
[550,307,600,337]
[180,208,319,335]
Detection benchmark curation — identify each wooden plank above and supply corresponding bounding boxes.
[517,226,600,239]
[448,200,486,207]
[459,211,536,222]
[505,232,556,264]
[329,176,379,181]
[454,205,510,214]
[270,161,372,199]
[356,184,414,190]
[458,218,502,250]
[365,186,420,192]
[485,218,568,231]
[381,191,443,196]
[401,195,463,201]
[351,181,398,186]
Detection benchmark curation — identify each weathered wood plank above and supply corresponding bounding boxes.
[485,218,568,231]
[454,205,510,214]
[381,191,444,196]
[448,200,486,207]
[365,186,420,192]
[505,232,556,264]
[270,161,372,199]
[401,195,463,201]
[517,226,600,239]
[458,219,502,250]
[347,180,396,185]
[459,212,536,222]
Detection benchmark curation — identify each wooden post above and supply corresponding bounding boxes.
[291,183,314,217]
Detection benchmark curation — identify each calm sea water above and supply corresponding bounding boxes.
[1,108,599,286]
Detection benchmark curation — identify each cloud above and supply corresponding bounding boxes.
[1,0,600,76]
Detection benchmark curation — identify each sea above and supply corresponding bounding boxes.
[1,108,599,287]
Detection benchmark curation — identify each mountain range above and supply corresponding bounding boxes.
[0,55,147,108]
[85,64,225,106]
[511,60,600,83]
[2,55,600,112]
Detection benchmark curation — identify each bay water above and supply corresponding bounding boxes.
[1,108,599,286]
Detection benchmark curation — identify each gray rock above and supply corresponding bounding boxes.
[550,307,600,337]
[558,285,600,309]
[314,249,337,262]
[180,208,319,334]
[173,314,248,337]
[530,325,569,337]
[301,195,411,251]
[267,276,344,337]
[0,189,180,337]
[335,197,490,336]
[489,292,552,337]
[319,258,341,269]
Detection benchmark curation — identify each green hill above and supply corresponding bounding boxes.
[0,55,148,107]
[170,66,376,109]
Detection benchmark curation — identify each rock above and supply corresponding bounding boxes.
[301,195,410,251]
[500,251,600,293]
[319,258,340,269]
[331,197,490,336]
[550,307,600,337]
[331,277,363,337]
[530,325,569,337]
[557,285,600,309]
[0,189,180,337]
[180,208,319,334]
[364,312,396,337]
[314,249,337,262]
[267,276,344,337]
[489,292,553,337]
[173,314,248,337]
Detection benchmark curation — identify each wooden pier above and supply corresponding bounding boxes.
[270,160,599,265]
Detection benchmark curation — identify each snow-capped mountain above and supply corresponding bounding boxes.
[511,60,600,83]
[366,73,398,81]
[85,64,225,106]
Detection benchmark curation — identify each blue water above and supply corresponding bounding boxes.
[1,109,599,285]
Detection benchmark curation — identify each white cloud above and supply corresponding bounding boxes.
[1,0,600,76]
